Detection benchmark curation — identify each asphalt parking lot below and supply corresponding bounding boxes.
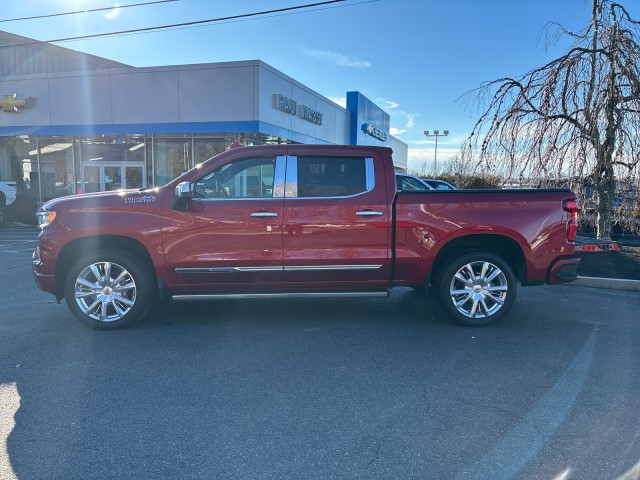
[1,226,639,480]
[0,224,39,255]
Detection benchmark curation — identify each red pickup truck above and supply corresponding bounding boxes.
[33,144,579,329]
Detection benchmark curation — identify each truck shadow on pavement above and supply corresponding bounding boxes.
[144,288,453,329]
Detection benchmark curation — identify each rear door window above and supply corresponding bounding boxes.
[292,156,371,198]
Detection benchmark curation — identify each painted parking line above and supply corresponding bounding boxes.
[0,241,39,248]
[0,231,39,253]
[0,235,38,243]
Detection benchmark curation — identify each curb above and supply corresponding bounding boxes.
[568,276,640,292]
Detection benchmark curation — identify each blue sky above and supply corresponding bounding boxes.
[3,0,639,171]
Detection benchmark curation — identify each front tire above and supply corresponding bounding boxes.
[64,250,153,329]
[438,252,516,327]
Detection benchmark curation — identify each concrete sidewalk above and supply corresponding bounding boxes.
[574,236,640,291]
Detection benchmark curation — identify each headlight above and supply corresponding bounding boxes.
[36,210,56,228]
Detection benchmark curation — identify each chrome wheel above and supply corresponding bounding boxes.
[74,261,137,323]
[448,260,508,319]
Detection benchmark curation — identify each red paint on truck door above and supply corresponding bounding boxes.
[281,154,392,289]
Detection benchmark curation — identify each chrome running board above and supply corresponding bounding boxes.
[172,291,390,301]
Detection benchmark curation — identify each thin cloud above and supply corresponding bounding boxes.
[410,133,468,145]
[301,49,372,68]
[390,127,406,135]
[405,113,418,128]
[408,147,460,162]
[329,97,347,108]
[385,104,420,130]
[377,99,400,110]
[104,2,122,20]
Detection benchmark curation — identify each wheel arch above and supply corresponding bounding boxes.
[55,235,157,300]
[430,234,527,286]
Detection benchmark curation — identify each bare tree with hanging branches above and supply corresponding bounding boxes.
[462,0,640,239]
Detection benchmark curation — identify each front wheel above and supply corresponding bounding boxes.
[438,252,516,327]
[64,250,153,329]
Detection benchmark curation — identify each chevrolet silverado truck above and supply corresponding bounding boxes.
[32,144,580,329]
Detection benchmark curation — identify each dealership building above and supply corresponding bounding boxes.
[0,30,407,205]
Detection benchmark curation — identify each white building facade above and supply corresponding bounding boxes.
[0,31,407,205]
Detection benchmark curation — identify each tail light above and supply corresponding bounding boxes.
[562,198,578,242]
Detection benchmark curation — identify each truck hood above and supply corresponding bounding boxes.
[41,188,164,211]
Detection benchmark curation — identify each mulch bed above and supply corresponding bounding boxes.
[576,244,640,280]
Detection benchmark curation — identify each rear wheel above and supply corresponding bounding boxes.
[438,252,516,327]
[64,250,153,329]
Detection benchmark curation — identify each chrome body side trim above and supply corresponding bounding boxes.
[284,155,298,197]
[273,156,287,198]
[176,267,284,274]
[284,264,383,271]
[175,264,383,274]
[365,157,375,190]
[250,212,278,217]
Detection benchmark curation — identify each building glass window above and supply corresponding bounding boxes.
[194,135,229,166]
[153,135,192,186]
[79,135,145,164]
[78,135,146,193]
[0,136,33,196]
[30,136,74,200]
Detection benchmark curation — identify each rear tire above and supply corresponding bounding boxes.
[64,249,153,329]
[438,251,516,327]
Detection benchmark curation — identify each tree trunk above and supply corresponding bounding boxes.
[594,164,616,239]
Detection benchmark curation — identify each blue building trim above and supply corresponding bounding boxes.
[0,121,260,136]
[0,120,331,144]
[347,91,360,145]
[346,91,390,147]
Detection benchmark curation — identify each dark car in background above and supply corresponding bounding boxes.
[396,173,457,192]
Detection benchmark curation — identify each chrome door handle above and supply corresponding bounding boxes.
[250,211,278,217]
[356,210,383,216]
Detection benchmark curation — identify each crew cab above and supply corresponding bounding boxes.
[33,145,580,329]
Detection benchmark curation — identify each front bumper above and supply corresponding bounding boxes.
[547,256,581,284]
[32,246,57,296]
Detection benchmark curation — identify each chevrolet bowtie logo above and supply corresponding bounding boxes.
[0,94,32,112]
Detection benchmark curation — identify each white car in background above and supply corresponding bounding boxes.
[0,180,17,228]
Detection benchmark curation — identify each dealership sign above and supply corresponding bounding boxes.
[0,93,32,113]
[362,122,387,141]
[273,94,324,125]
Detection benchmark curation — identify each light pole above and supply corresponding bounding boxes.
[423,129,449,177]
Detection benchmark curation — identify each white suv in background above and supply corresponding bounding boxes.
[0,180,17,227]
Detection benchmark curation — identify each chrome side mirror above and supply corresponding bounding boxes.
[175,182,194,199]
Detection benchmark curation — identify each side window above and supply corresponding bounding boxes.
[195,157,275,199]
[296,156,368,198]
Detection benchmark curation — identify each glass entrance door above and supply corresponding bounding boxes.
[80,163,146,193]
